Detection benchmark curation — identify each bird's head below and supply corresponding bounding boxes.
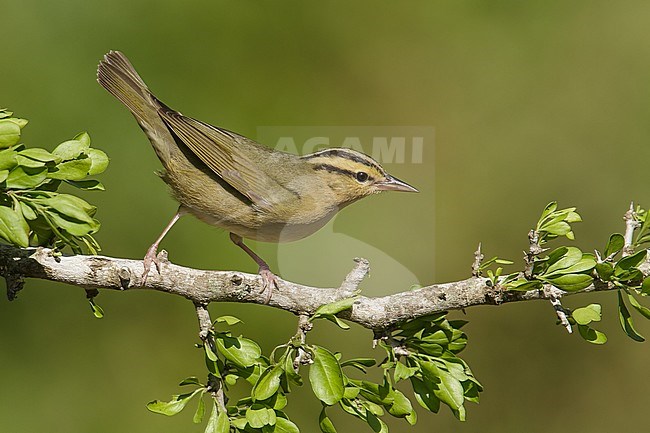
[302,148,418,206]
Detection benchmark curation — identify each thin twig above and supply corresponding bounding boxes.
[339,257,370,296]
[524,230,544,279]
[623,202,640,257]
[293,314,313,370]
[471,243,483,277]
[544,285,572,334]
[194,303,226,411]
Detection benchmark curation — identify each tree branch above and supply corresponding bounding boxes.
[0,244,613,330]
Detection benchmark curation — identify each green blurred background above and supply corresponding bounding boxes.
[3,1,650,432]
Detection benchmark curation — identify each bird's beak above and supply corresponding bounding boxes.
[375,175,419,193]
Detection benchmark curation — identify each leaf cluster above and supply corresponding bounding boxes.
[0,110,108,253]
[565,232,650,344]
[535,201,582,244]
[147,316,300,433]
[309,310,481,433]
[507,246,596,292]
[592,234,650,343]
[501,202,650,345]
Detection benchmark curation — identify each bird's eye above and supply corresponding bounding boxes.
[355,171,369,182]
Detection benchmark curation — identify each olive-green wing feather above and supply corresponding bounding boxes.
[159,109,293,208]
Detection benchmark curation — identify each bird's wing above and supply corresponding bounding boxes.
[159,109,293,209]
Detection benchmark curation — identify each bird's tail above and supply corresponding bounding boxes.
[97,51,173,164]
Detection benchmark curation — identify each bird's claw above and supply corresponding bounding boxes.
[258,267,278,304]
[142,246,162,285]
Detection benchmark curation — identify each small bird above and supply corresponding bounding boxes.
[97,51,418,301]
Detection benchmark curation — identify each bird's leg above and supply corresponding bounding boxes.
[142,210,183,284]
[229,232,277,303]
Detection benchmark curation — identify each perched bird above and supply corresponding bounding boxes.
[97,51,417,301]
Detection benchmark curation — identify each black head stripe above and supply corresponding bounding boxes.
[312,163,376,182]
[312,163,357,177]
[305,149,383,173]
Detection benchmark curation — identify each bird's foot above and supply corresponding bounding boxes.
[142,245,162,284]
[258,266,278,304]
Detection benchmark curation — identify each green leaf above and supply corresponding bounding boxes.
[52,138,90,160]
[319,407,338,433]
[387,388,414,418]
[230,417,248,429]
[462,381,481,403]
[543,221,571,236]
[6,117,28,128]
[366,411,388,433]
[556,254,596,275]
[316,313,350,329]
[420,361,464,410]
[214,315,243,326]
[310,297,358,321]
[66,179,105,190]
[566,211,582,223]
[343,387,360,399]
[544,274,593,292]
[269,392,288,410]
[615,250,647,275]
[0,149,17,170]
[179,377,202,386]
[394,361,417,382]
[435,369,465,411]
[409,340,444,357]
[618,291,645,342]
[309,345,345,405]
[595,262,614,281]
[577,324,608,344]
[252,365,283,401]
[46,212,99,236]
[18,202,37,220]
[340,358,376,369]
[274,417,300,433]
[410,377,440,413]
[627,293,650,320]
[74,132,91,147]
[245,404,276,428]
[506,278,542,292]
[193,396,206,423]
[5,166,47,189]
[16,154,46,168]
[443,360,469,382]
[545,247,583,275]
[47,157,92,180]
[0,119,21,148]
[420,329,451,346]
[215,334,261,368]
[0,206,30,247]
[605,234,625,257]
[572,304,601,325]
[147,389,202,416]
[354,380,390,408]
[19,148,59,163]
[204,402,229,433]
[87,148,109,175]
[406,409,417,426]
[642,277,650,295]
[204,341,218,362]
[540,202,558,220]
[39,194,97,223]
[88,298,105,319]
[283,350,303,386]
